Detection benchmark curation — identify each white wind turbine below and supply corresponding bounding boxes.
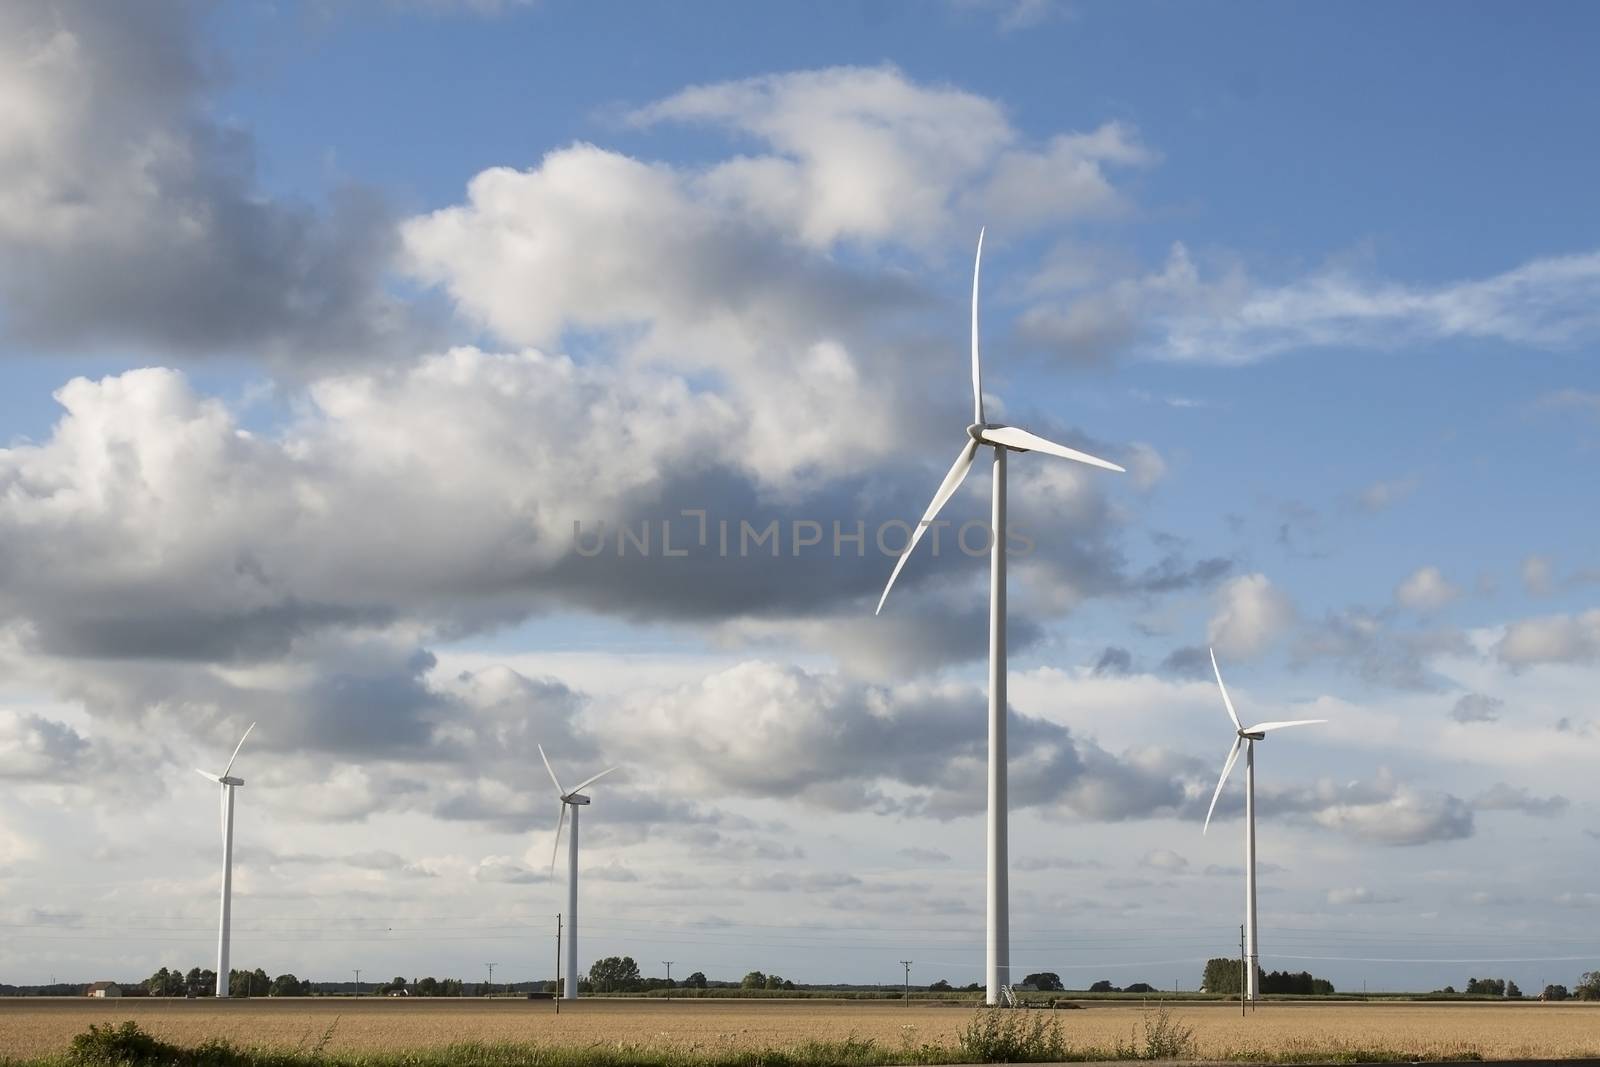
[876,229,1125,1005]
[195,722,256,999]
[1203,649,1325,1002]
[539,744,618,1001]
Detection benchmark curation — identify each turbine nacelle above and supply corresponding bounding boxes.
[219,775,245,787]
[874,231,1125,619]
[1203,649,1325,833]
[561,792,591,806]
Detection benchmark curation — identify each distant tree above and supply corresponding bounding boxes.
[588,956,643,993]
[1202,958,1248,995]
[782,980,795,990]
[1576,972,1600,1001]
[1260,970,1334,996]
[961,983,982,993]
[270,974,303,997]
[1124,982,1156,994]
[146,968,185,997]
[741,971,767,990]
[1465,977,1506,996]
[1438,985,1458,995]
[683,972,708,989]
[1505,980,1521,999]
[928,979,952,992]
[417,977,439,996]
[764,974,786,990]
[1089,980,1117,994]
[1022,972,1063,992]
[1543,984,1569,1001]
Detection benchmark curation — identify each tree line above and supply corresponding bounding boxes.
[1201,959,1335,995]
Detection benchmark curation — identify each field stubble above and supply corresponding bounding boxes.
[3,997,1599,1063]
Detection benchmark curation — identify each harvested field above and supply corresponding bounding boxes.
[3,997,1599,1062]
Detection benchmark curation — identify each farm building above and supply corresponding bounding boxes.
[85,982,122,998]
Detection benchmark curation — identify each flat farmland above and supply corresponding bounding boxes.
[4,997,1600,1062]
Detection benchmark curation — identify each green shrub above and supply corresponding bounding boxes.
[69,1022,178,1066]
[1112,1005,1196,1060]
[956,1006,1068,1062]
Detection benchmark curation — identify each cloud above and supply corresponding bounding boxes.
[1521,555,1555,597]
[0,2,409,361]
[1495,611,1600,667]
[612,661,1189,821]
[626,66,1150,247]
[1207,573,1294,659]
[1091,647,1133,677]
[1471,782,1568,817]
[1289,775,1473,846]
[1294,608,1468,690]
[1449,693,1503,724]
[1023,242,1600,365]
[1326,887,1400,906]
[1394,566,1460,613]
[898,847,951,864]
[1355,477,1419,514]
[1139,848,1188,872]
[0,713,90,780]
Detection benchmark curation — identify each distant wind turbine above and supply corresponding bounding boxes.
[539,744,618,1001]
[876,229,1125,1005]
[195,722,256,999]
[1203,649,1325,1001]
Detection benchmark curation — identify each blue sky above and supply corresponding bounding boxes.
[0,0,1597,996]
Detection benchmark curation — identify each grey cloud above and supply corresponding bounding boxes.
[617,661,1189,823]
[1160,645,1211,680]
[0,3,413,362]
[1091,646,1133,677]
[1293,608,1470,690]
[1471,782,1568,817]
[0,713,90,780]
[1449,693,1503,724]
[1495,611,1600,667]
[898,847,951,864]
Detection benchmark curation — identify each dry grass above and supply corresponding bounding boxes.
[3,997,1598,1062]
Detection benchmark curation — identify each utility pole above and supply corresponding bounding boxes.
[901,961,913,1005]
[485,963,497,996]
[663,961,674,1000]
[554,914,562,1015]
[353,969,361,998]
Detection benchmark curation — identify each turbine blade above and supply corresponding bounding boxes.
[538,744,565,796]
[1210,648,1242,731]
[875,437,980,615]
[1203,737,1244,835]
[221,722,256,778]
[195,768,222,784]
[978,426,1125,473]
[549,803,568,873]
[971,227,985,425]
[1247,719,1328,733]
[569,766,619,796]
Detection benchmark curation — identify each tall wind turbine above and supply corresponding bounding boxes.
[539,744,618,1001]
[876,229,1125,1005]
[195,722,256,999]
[1203,649,1325,1002]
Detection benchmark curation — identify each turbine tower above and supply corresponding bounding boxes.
[1203,649,1325,1001]
[539,744,618,1001]
[876,229,1125,1005]
[195,722,256,999]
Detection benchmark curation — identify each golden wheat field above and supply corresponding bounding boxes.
[3,997,1600,1061]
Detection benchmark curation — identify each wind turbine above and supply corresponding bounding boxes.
[195,722,256,999]
[875,229,1125,1005]
[539,744,618,1001]
[1203,649,1325,1002]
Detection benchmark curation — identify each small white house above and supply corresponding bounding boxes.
[86,982,122,998]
